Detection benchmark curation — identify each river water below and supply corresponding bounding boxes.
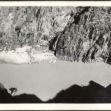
[0,61,111,101]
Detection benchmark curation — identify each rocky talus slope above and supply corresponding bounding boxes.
[49,7,111,64]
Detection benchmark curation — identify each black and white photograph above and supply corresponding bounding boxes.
[1,3,111,104]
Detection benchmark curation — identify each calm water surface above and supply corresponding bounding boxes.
[0,61,111,101]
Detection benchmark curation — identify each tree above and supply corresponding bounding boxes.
[9,87,17,95]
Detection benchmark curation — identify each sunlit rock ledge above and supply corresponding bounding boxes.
[0,46,57,64]
[0,45,104,64]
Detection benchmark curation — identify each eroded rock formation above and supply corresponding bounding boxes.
[49,7,111,64]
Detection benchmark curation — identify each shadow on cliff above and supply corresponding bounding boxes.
[1,81,111,103]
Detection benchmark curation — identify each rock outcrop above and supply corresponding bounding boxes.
[49,7,111,64]
[0,82,41,103]
[47,81,111,103]
[0,7,74,51]
[1,81,111,103]
[1,7,111,64]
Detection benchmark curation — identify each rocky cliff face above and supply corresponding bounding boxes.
[0,7,74,51]
[1,7,111,64]
[49,7,111,64]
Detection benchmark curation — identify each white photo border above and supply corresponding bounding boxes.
[0,1,111,110]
